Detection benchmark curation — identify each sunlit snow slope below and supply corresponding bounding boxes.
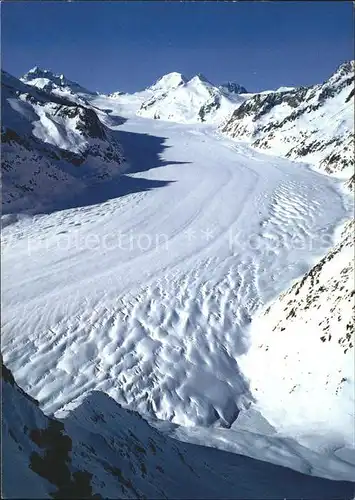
[239,219,355,455]
[137,73,245,124]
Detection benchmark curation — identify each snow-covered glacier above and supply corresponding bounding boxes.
[2,63,354,494]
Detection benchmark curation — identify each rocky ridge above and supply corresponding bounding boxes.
[221,61,354,182]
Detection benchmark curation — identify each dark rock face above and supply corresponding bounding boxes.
[345,87,355,103]
[220,82,247,94]
[198,94,221,122]
[57,106,106,140]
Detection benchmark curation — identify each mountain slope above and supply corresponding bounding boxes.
[97,72,189,118]
[239,219,355,452]
[149,71,188,93]
[2,71,125,213]
[3,360,355,499]
[137,73,246,124]
[221,61,354,181]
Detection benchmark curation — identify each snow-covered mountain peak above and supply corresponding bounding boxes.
[23,66,57,80]
[149,71,187,92]
[21,67,96,99]
[330,60,354,79]
[108,90,125,99]
[137,70,247,124]
[3,60,355,491]
[274,86,296,93]
[325,60,354,90]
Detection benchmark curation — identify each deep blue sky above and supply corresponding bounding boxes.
[2,1,354,93]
